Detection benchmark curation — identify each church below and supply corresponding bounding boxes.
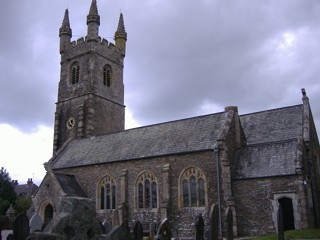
[31,0,320,239]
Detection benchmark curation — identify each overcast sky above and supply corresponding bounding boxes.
[1,0,319,185]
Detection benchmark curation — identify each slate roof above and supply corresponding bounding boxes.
[52,112,226,169]
[233,105,303,179]
[239,105,303,144]
[55,173,87,197]
[232,140,298,180]
[15,184,38,197]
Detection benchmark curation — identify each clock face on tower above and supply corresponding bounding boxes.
[67,117,75,129]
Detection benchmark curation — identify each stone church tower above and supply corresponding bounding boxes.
[53,0,127,153]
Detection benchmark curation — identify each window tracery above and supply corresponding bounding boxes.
[98,175,116,210]
[179,167,207,208]
[136,171,158,209]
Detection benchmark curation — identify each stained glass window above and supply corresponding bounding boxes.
[180,167,207,207]
[137,171,158,209]
[98,175,116,210]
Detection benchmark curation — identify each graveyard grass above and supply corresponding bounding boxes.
[251,229,320,240]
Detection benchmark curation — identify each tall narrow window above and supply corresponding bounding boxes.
[103,65,112,87]
[71,62,80,85]
[97,175,116,210]
[136,171,158,209]
[190,176,197,207]
[179,167,207,208]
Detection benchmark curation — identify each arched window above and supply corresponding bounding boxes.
[71,62,80,85]
[98,175,116,210]
[179,167,207,208]
[136,171,158,209]
[103,65,112,87]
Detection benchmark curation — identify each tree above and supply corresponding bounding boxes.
[15,197,32,214]
[0,167,17,215]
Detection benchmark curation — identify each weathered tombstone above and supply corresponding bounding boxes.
[195,213,204,240]
[133,221,143,240]
[278,204,284,240]
[113,210,120,227]
[101,220,112,234]
[226,208,233,240]
[150,222,157,239]
[30,214,43,233]
[209,204,219,240]
[107,221,131,240]
[155,218,171,240]
[13,212,30,240]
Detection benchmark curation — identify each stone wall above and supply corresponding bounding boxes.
[232,175,305,237]
[53,150,219,238]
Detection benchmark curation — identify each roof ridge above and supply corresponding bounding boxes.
[239,104,302,118]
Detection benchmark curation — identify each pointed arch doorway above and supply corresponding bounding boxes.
[43,204,53,229]
[278,197,295,231]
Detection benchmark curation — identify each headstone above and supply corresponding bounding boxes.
[13,212,30,240]
[30,214,43,233]
[209,204,219,240]
[101,220,112,234]
[195,213,204,240]
[6,233,14,240]
[226,208,233,240]
[113,210,120,226]
[107,221,130,240]
[133,221,143,240]
[278,204,284,240]
[155,218,171,240]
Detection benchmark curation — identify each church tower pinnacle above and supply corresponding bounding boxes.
[87,0,100,41]
[53,2,127,153]
[115,13,127,56]
[59,9,72,53]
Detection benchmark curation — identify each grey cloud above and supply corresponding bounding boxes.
[0,0,319,134]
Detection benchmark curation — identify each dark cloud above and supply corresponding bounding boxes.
[0,0,319,134]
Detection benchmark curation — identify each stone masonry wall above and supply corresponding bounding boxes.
[232,175,304,237]
[53,150,219,238]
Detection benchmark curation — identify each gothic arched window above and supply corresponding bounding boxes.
[71,62,80,85]
[97,175,116,210]
[136,171,158,209]
[179,167,207,208]
[103,65,112,87]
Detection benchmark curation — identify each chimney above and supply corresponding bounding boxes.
[27,178,33,187]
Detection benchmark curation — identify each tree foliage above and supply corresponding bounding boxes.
[15,197,32,214]
[0,167,17,215]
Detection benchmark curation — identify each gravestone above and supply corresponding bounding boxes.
[107,221,130,240]
[101,220,112,234]
[13,212,30,240]
[226,208,233,240]
[155,218,171,240]
[209,204,219,240]
[195,213,204,240]
[113,210,120,226]
[30,214,43,233]
[133,221,143,240]
[278,204,284,240]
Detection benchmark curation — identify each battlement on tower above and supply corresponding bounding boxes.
[68,37,117,51]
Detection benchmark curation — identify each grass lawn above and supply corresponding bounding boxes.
[251,229,320,240]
